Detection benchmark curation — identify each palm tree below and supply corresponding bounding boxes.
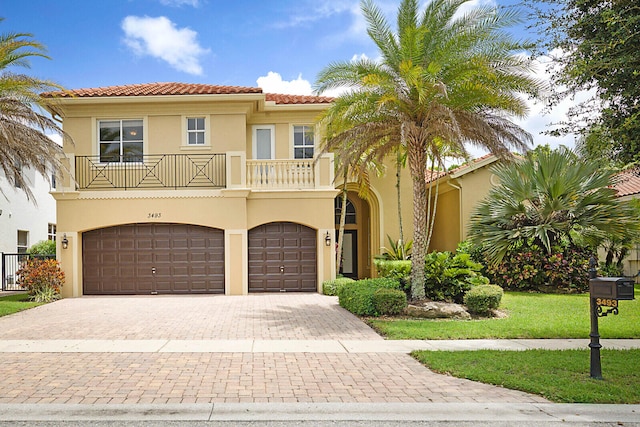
[468,147,640,264]
[0,19,67,201]
[315,0,542,299]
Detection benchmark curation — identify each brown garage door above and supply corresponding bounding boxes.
[248,222,317,292]
[83,223,224,295]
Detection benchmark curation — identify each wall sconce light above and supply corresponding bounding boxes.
[61,234,69,250]
[325,231,332,246]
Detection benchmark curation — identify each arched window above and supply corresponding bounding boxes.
[335,197,356,225]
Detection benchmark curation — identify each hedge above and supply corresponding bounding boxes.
[464,284,504,315]
[322,277,355,296]
[337,278,400,316]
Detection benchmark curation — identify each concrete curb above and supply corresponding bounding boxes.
[0,338,639,353]
[0,403,638,423]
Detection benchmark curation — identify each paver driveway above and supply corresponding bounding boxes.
[0,294,547,404]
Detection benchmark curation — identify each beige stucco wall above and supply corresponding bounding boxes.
[428,187,461,252]
[456,167,496,241]
[368,163,415,255]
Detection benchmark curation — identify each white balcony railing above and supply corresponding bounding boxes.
[246,159,315,189]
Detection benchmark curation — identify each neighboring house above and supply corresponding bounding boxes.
[426,154,501,253]
[46,82,411,297]
[611,169,640,280]
[0,168,57,254]
[0,167,57,288]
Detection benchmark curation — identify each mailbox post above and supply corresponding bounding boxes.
[588,257,601,379]
[588,256,635,379]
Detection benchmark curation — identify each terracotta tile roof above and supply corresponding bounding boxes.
[43,82,263,98]
[265,93,334,104]
[425,153,497,183]
[43,82,334,104]
[613,169,640,197]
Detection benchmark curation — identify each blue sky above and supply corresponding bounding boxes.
[2,0,580,153]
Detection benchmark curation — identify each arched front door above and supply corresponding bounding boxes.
[335,192,372,279]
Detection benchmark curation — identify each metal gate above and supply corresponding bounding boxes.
[1,253,56,291]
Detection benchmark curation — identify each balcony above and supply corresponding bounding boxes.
[247,159,315,189]
[70,153,335,192]
[75,154,226,190]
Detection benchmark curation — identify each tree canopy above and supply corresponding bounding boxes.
[0,18,67,201]
[524,0,640,166]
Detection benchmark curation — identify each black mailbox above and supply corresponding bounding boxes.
[589,277,635,301]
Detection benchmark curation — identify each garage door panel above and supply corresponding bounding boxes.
[249,222,316,293]
[83,223,224,295]
[190,253,205,263]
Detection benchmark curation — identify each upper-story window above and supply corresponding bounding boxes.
[293,125,314,159]
[252,125,275,159]
[187,117,205,145]
[99,119,143,162]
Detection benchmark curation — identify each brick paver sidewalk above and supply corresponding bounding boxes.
[0,294,548,404]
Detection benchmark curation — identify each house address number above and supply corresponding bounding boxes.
[595,298,618,308]
[148,213,162,219]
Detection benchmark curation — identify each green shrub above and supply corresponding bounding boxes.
[372,288,407,315]
[483,244,590,292]
[338,278,400,316]
[424,251,488,303]
[599,262,624,277]
[464,285,504,315]
[374,259,411,279]
[322,277,355,296]
[379,235,412,260]
[27,240,56,256]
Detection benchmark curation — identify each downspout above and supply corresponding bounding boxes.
[447,178,464,243]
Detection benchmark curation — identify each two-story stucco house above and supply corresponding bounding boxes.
[46,82,412,297]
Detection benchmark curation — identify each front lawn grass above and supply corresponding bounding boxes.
[0,293,41,317]
[412,349,640,404]
[368,287,640,339]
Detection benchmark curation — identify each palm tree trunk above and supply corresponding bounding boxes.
[336,168,349,274]
[407,132,427,300]
[426,158,442,248]
[396,150,404,244]
[425,156,436,250]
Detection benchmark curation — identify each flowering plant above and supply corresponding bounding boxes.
[16,258,65,302]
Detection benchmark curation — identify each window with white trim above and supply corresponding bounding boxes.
[187,117,206,145]
[48,224,57,241]
[252,125,275,159]
[293,125,314,159]
[99,119,143,162]
[17,230,28,253]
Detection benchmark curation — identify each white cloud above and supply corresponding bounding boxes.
[159,0,200,6]
[121,16,210,75]
[257,72,313,95]
[350,53,369,62]
[277,0,355,28]
[47,133,63,147]
[257,65,361,98]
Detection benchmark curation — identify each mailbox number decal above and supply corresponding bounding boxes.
[595,298,618,308]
